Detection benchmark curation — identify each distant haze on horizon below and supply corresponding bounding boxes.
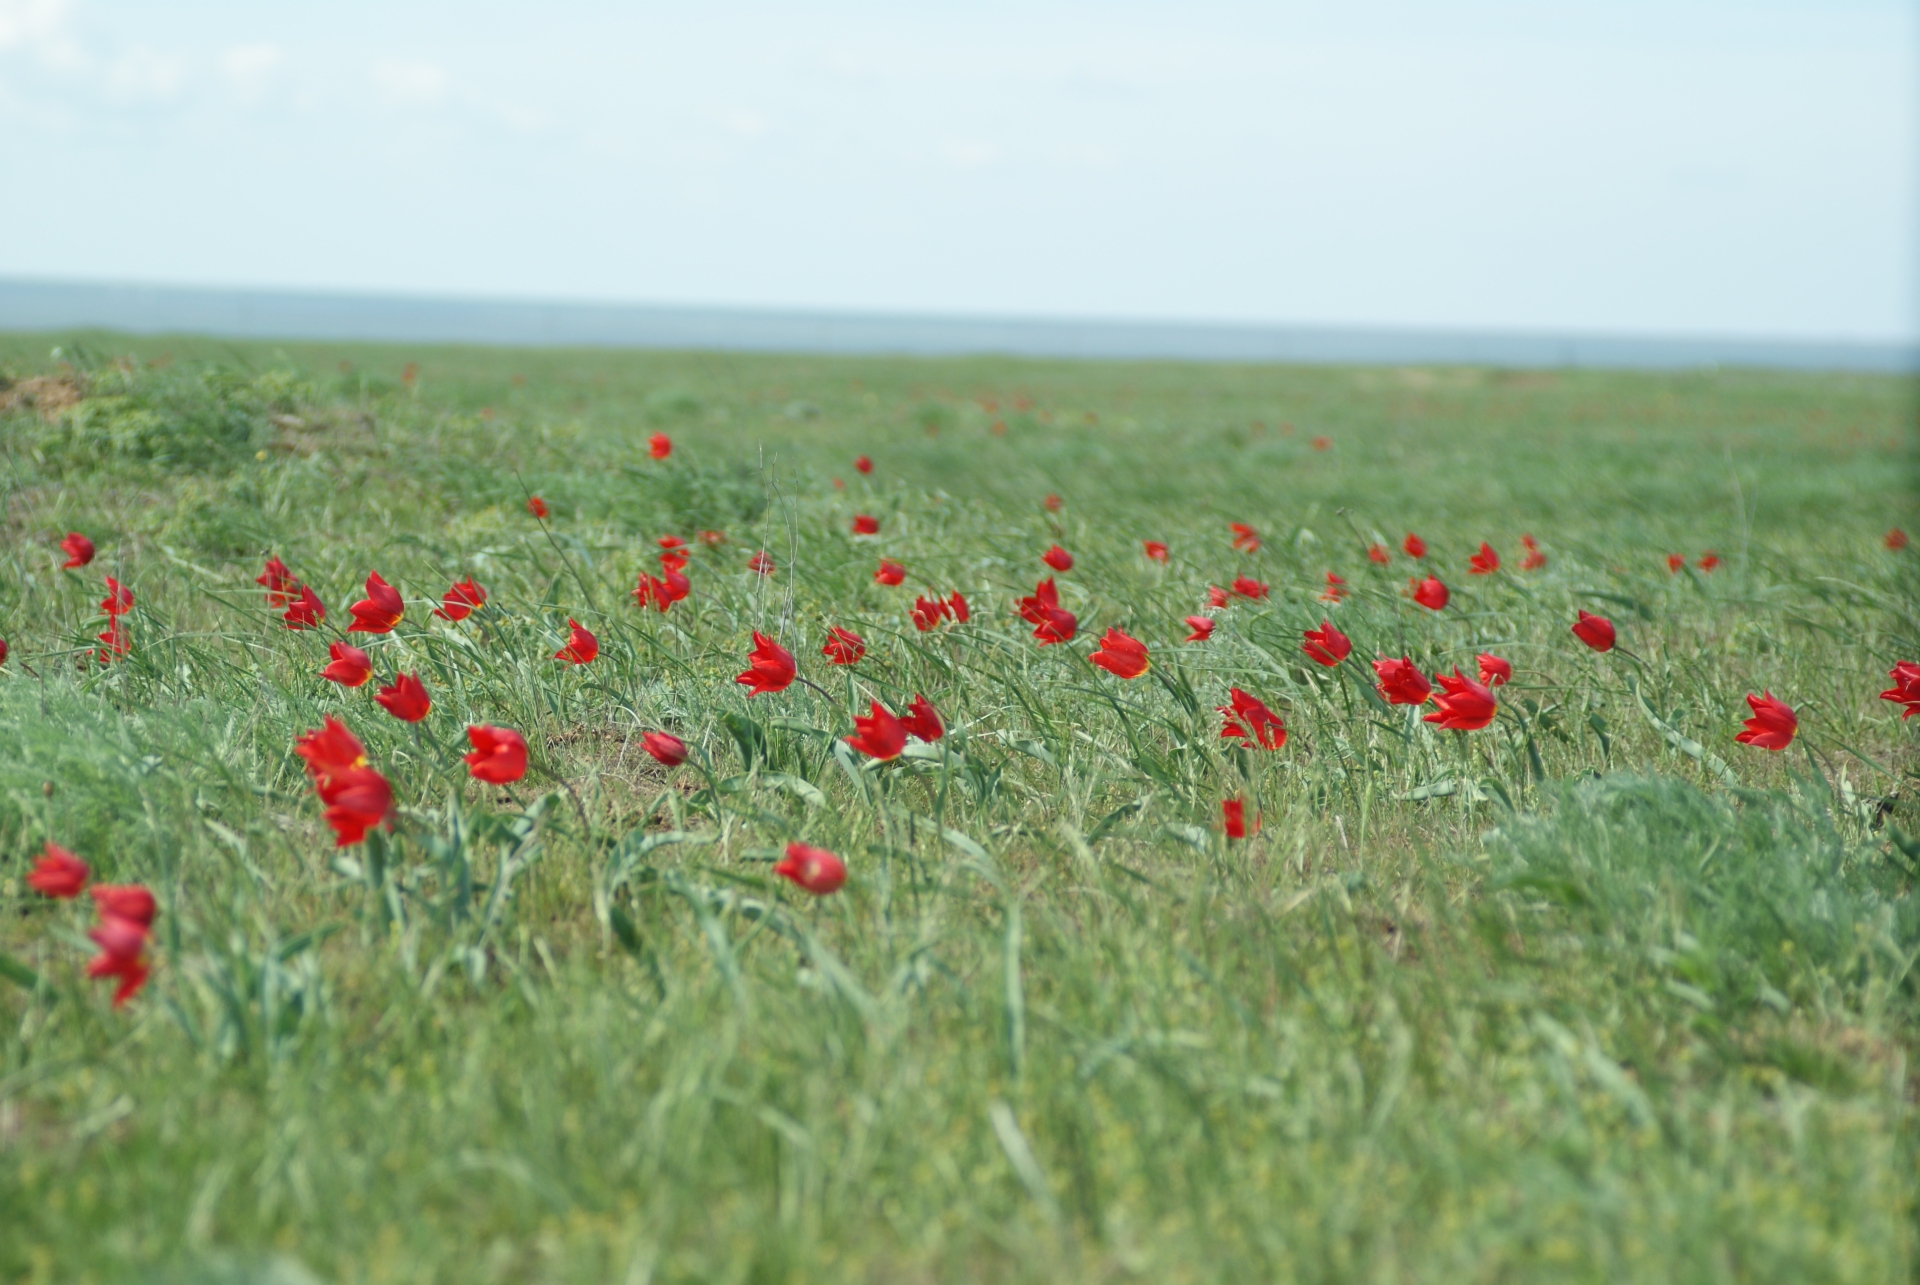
[0,0,1913,342]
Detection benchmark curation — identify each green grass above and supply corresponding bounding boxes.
[1,331,1917,1284]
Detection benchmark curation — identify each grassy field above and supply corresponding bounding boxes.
[1,330,1917,1284]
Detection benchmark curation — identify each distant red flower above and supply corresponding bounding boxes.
[100,576,133,617]
[642,731,688,766]
[1230,523,1261,553]
[747,550,775,576]
[901,694,944,742]
[85,913,151,1006]
[0,638,7,666]
[1016,578,1077,644]
[1143,540,1169,563]
[1735,691,1797,751]
[1410,576,1448,611]
[432,578,487,621]
[60,532,95,569]
[1519,534,1545,570]
[1319,572,1348,603]
[464,725,529,784]
[1887,529,1909,550]
[1088,627,1151,679]
[555,618,598,664]
[27,843,89,898]
[658,534,686,551]
[911,595,950,630]
[257,555,297,608]
[1301,621,1351,667]
[1424,670,1498,731]
[1043,493,1063,512]
[317,766,393,846]
[527,496,549,519]
[854,455,873,475]
[1367,544,1391,564]
[1310,435,1331,451]
[321,641,373,687]
[736,631,797,695]
[947,591,970,622]
[1206,585,1231,609]
[1667,553,1685,573]
[846,700,907,760]
[1222,797,1255,840]
[1219,688,1286,750]
[648,432,672,460]
[699,530,726,546]
[1468,543,1500,575]
[95,617,130,662]
[1571,610,1615,652]
[658,546,689,572]
[90,884,156,928]
[1041,545,1073,573]
[347,572,404,634]
[774,842,846,895]
[1402,533,1426,558]
[1184,615,1215,643]
[1231,575,1269,601]
[875,559,907,586]
[1476,653,1512,687]
[1698,552,1720,572]
[283,584,326,630]
[852,514,880,535]
[1373,657,1432,706]
[822,626,866,665]
[1878,661,1920,718]
[294,716,368,779]
[374,672,431,722]
[632,573,669,612]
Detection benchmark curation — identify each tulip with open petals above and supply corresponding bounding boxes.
[374,672,432,722]
[948,591,970,622]
[875,559,907,586]
[1206,585,1231,609]
[60,532,96,569]
[1880,661,1920,719]
[1468,543,1499,575]
[1410,576,1448,611]
[1016,578,1077,644]
[901,694,943,742]
[1088,628,1151,679]
[257,556,297,607]
[1519,534,1545,571]
[1735,692,1797,751]
[1230,523,1261,553]
[321,641,372,687]
[774,842,846,895]
[1184,615,1216,643]
[27,843,90,898]
[348,572,404,633]
[846,701,907,760]
[648,432,672,460]
[86,913,151,1006]
[911,595,950,631]
[283,585,325,629]
[318,766,393,846]
[465,725,529,783]
[433,578,487,621]
[1219,688,1286,750]
[1476,653,1512,687]
[852,514,880,535]
[1403,533,1426,558]
[642,731,688,765]
[1301,621,1351,666]
[1231,576,1269,602]
[1143,540,1169,563]
[1571,610,1615,652]
[1319,573,1348,603]
[822,626,866,665]
[555,618,598,665]
[1373,657,1432,705]
[1424,671,1498,731]
[736,631,797,695]
[295,716,368,780]
[100,577,133,617]
[747,550,776,576]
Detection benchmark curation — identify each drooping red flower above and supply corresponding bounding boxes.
[1373,657,1432,705]
[85,913,151,1006]
[1319,572,1348,602]
[774,842,846,895]
[648,432,672,460]
[1888,529,1909,550]
[1184,615,1215,643]
[283,585,326,630]
[822,626,866,664]
[1218,688,1286,750]
[1367,544,1391,565]
[1667,553,1685,573]
[464,725,529,784]
[1699,552,1720,572]
[527,496,549,519]
[90,884,156,928]
[294,715,368,780]
[852,514,880,535]
[60,532,96,569]
[1519,534,1545,570]
[1468,543,1500,575]
[1230,522,1261,553]
[1301,621,1351,667]
[846,700,908,760]
[911,595,950,631]
[318,766,394,845]
[1476,653,1512,687]
[1043,493,1063,512]
[257,556,298,608]
[1206,585,1231,609]
[1231,575,1269,601]
[1143,540,1169,563]
[348,572,404,633]
[95,617,130,662]
[854,455,873,475]
[1042,545,1074,572]
[1410,576,1448,611]
[1571,610,1615,652]
[1424,670,1498,731]
[747,550,776,576]
[1403,533,1426,559]
[1735,691,1797,751]
[432,578,487,621]
[947,591,970,622]
[642,731,689,765]
[321,641,373,687]
[26,843,90,898]
[736,631,797,696]
[901,694,944,742]
[1088,628,1151,679]
[1015,578,1077,644]
[875,559,907,586]
[555,618,599,665]
[1879,661,1920,719]
[374,672,432,722]
[100,576,133,617]
[1222,797,1255,840]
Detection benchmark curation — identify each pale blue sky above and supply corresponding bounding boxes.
[0,0,1913,339]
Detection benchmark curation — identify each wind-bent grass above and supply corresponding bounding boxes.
[0,332,1916,1283]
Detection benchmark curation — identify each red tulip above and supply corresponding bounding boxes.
[659,566,691,602]
[1519,534,1545,570]
[846,700,907,760]
[1476,653,1512,687]
[948,591,970,622]
[26,843,89,898]
[1667,553,1685,573]
[648,432,672,460]
[1016,578,1077,644]
[658,534,686,550]
[1143,540,1169,563]
[1698,552,1720,572]
[295,716,368,779]
[911,595,950,631]
[1231,576,1269,601]
[1218,688,1286,750]
[1468,543,1499,575]
[1402,533,1426,558]
[527,496,549,519]
[642,731,688,765]
[1887,528,1909,550]
[464,725,529,784]
[91,884,157,928]
[736,631,797,695]
[699,530,726,546]
[875,559,907,586]
[1222,797,1254,840]
[1423,670,1498,731]
[822,626,866,664]
[85,913,151,1006]
[257,555,297,608]
[1184,615,1215,643]
[1367,544,1391,564]
[1734,692,1797,751]
[60,532,96,569]
[0,638,7,666]
[852,514,880,535]
[1879,661,1920,719]
[555,618,598,665]
[1206,585,1231,609]
[901,694,944,742]
[95,618,130,662]
[1410,576,1448,611]
[854,455,873,474]
[283,584,326,630]
[100,576,133,617]
[1571,610,1615,652]
[1088,627,1150,679]
[774,842,845,895]
[318,766,394,845]
[321,641,373,687]
[1043,493,1063,512]
[374,672,432,722]
[1373,657,1432,705]
[1301,621,1351,667]
[348,571,404,634]
[1230,522,1261,553]
[747,550,775,576]
[1042,545,1074,572]
[659,545,689,572]
[1311,435,1331,451]
[632,573,667,611]
[432,578,487,621]
[1319,572,1348,603]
